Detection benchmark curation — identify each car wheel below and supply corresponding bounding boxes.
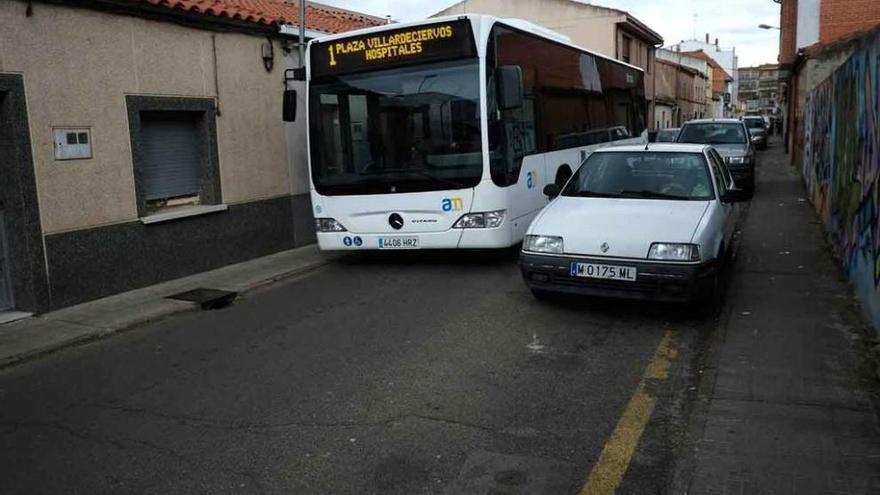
[694,271,720,316]
[531,288,552,300]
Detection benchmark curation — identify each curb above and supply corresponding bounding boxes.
[0,254,336,371]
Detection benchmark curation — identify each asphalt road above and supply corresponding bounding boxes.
[0,248,721,494]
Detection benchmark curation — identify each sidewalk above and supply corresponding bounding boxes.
[0,244,338,369]
[674,140,880,494]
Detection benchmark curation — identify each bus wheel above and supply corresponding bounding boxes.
[555,166,572,186]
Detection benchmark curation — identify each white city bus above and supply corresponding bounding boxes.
[299,14,647,250]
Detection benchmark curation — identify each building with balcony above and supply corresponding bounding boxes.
[738,64,780,116]
[653,49,711,128]
[668,34,739,116]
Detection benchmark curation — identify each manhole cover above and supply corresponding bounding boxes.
[167,288,237,310]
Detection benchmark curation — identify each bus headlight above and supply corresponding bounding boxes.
[524,235,564,254]
[453,210,506,229]
[315,217,347,232]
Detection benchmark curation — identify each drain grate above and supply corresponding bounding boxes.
[167,288,237,310]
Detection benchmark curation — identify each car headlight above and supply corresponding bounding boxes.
[314,217,347,232]
[524,235,564,254]
[453,210,506,229]
[726,156,747,165]
[648,243,700,261]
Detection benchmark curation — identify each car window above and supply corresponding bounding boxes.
[706,152,728,197]
[655,129,679,142]
[678,123,747,145]
[561,151,714,201]
[709,149,732,191]
[743,118,764,129]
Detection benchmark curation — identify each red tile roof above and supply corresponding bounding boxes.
[137,0,386,34]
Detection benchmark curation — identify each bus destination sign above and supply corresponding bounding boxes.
[311,20,475,78]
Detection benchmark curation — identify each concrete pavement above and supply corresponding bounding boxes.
[671,139,880,494]
[0,244,713,494]
[0,138,878,494]
[0,245,338,369]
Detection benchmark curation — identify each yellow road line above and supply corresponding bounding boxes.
[579,330,678,495]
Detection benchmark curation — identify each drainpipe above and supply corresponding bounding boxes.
[299,0,306,66]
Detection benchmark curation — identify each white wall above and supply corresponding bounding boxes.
[796,0,821,50]
[671,39,738,110]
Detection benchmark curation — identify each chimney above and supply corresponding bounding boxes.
[705,33,709,44]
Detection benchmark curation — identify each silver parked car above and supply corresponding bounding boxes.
[654,127,680,142]
[520,144,747,304]
[676,118,756,193]
[742,116,768,149]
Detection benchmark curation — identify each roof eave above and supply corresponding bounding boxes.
[618,15,663,46]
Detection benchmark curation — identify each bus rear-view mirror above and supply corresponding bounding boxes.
[497,65,523,110]
[283,89,297,122]
[543,183,561,199]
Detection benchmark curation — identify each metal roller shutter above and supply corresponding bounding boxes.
[140,112,202,201]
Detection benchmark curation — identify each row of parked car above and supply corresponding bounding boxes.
[519,118,765,309]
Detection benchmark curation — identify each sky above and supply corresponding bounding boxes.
[317,0,782,67]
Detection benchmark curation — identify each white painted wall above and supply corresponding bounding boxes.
[670,39,738,111]
[796,0,821,50]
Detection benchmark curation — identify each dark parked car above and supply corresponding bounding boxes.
[676,118,756,193]
[742,116,768,149]
[654,127,680,142]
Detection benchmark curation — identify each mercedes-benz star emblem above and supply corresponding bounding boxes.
[600,242,610,253]
[389,213,404,230]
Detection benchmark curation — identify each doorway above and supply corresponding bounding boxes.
[0,75,49,314]
[0,210,11,311]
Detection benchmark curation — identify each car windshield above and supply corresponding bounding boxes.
[655,129,679,142]
[561,151,714,201]
[309,59,483,195]
[678,123,747,145]
[743,118,765,128]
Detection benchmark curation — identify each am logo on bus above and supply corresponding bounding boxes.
[442,197,464,212]
[526,171,538,189]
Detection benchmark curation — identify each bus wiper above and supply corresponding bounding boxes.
[620,190,688,200]
[361,169,466,190]
[403,170,467,190]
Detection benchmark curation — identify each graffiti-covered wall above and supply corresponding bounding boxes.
[802,29,880,333]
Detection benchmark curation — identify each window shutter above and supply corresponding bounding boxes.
[139,113,202,201]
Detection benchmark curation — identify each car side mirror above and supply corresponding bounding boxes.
[543,183,561,199]
[496,65,523,110]
[283,89,297,122]
[722,187,748,203]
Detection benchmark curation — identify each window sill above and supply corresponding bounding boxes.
[139,204,228,225]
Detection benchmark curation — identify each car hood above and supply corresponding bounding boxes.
[712,143,749,157]
[531,197,710,258]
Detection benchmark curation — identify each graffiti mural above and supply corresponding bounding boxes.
[802,29,880,329]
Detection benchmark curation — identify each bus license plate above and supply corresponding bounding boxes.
[378,237,420,249]
[570,262,636,281]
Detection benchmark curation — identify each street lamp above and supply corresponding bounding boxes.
[758,24,780,30]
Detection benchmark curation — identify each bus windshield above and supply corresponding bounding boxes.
[309,59,483,195]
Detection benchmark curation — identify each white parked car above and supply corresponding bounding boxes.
[519,144,747,303]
